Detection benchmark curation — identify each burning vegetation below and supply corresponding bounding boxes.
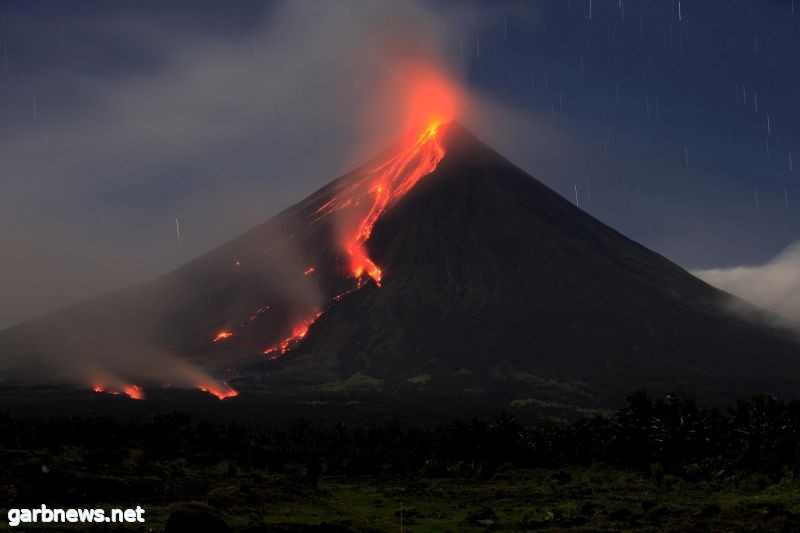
[93,381,238,401]
[196,382,239,400]
[92,383,145,401]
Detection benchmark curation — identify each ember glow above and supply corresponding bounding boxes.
[213,330,233,342]
[93,383,145,400]
[124,384,145,400]
[246,305,271,324]
[303,266,315,276]
[263,310,323,357]
[196,382,239,400]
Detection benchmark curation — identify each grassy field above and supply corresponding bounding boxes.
[213,467,800,531]
[10,465,800,531]
[5,392,800,531]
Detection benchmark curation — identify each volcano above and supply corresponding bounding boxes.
[2,121,800,412]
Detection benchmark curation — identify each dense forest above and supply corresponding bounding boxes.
[3,391,800,531]
[4,391,800,481]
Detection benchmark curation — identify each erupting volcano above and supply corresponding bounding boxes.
[255,120,448,360]
[3,116,800,413]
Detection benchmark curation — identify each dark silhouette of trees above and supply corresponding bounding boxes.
[3,391,800,487]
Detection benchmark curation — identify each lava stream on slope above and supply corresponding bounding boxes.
[259,122,446,357]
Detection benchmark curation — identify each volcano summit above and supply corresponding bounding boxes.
[2,122,800,415]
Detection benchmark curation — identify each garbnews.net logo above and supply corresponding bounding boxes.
[6,505,145,527]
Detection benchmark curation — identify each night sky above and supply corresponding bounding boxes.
[1,0,799,328]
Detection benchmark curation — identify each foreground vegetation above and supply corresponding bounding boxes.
[3,391,800,531]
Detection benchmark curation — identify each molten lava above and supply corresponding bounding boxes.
[93,383,145,400]
[309,121,445,285]
[124,384,145,400]
[263,310,323,358]
[259,121,447,358]
[346,122,444,285]
[197,382,238,400]
[213,330,233,342]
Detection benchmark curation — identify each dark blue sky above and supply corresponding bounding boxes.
[1,0,798,327]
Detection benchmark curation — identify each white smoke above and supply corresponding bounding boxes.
[694,241,800,326]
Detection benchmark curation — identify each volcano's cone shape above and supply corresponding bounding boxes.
[2,121,800,411]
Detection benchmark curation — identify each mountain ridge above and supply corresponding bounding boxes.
[1,121,799,411]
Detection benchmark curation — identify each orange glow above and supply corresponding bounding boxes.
[92,383,144,400]
[223,67,457,361]
[257,122,447,357]
[366,61,464,136]
[263,310,323,357]
[197,382,239,400]
[244,305,271,325]
[399,65,463,132]
[124,384,145,400]
[342,121,445,285]
[213,330,233,342]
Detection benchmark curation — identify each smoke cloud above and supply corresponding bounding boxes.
[0,0,468,330]
[694,241,800,327]
[0,0,487,394]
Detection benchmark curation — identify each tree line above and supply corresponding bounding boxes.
[2,391,800,482]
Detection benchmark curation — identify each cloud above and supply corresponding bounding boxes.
[694,241,800,326]
[1,0,530,393]
[0,0,470,329]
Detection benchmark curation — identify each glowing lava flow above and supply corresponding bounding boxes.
[93,384,145,400]
[260,122,447,359]
[263,311,323,358]
[213,330,233,342]
[196,382,239,400]
[124,385,145,400]
[346,122,445,286]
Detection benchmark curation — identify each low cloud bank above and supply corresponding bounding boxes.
[694,241,800,326]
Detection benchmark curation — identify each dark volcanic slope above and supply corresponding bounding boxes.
[1,122,799,409]
[276,123,800,406]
